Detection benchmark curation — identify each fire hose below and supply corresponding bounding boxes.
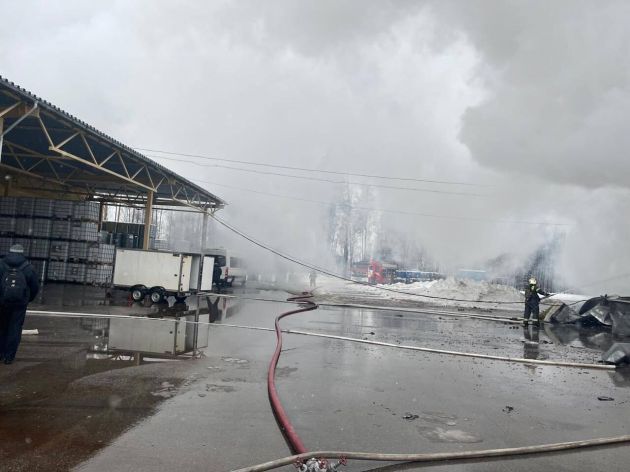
[231,435,630,472]
[250,292,630,472]
[22,307,630,470]
[268,292,317,456]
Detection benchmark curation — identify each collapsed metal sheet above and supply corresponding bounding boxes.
[580,302,613,326]
[602,342,630,365]
[542,295,630,333]
[579,296,630,335]
[542,302,581,324]
[608,298,630,336]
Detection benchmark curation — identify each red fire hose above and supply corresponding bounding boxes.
[267,292,318,455]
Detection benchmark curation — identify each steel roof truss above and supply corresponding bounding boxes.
[0,101,21,119]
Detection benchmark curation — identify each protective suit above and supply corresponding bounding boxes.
[523,277,548,325]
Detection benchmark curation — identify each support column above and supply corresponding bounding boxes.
[200,211,209,252]
[143,190,154,250]
[0,117,4,161]
[98,201,105,231]
[0,117,5,197]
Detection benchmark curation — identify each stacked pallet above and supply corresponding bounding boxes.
[0,197,115,285]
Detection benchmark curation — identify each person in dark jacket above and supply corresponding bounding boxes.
[213,262,223,292]
[0,244,40,364]
[523,276,549,326]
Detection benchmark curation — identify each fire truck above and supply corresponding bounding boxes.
[367,260,397,285]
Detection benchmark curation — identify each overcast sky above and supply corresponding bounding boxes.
[1,0,629,292]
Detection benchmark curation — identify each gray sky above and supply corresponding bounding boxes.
[1,0,629,292]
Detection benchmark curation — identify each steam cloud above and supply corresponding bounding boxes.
[1,1,629,293]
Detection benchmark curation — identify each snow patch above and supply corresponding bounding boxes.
[314,276,524,310]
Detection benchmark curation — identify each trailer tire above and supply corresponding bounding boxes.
[150,288,166,304]
[131,286,147,302]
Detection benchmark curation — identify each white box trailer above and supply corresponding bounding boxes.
[113,248,214,303]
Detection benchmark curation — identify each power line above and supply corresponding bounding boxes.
[146,153,488,197]
[194,177,570,227]
[210,213,525,305]
[135,147,488,187]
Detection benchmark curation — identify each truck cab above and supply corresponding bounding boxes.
[367,260,397,285]
[203,248,247,287]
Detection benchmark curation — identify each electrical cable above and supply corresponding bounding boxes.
[191,177,570,227]
[548,272,630,303]
[146,154,488,197]
[210,216,630,307]
[538,272,630,308]
[211,293,524,323]
[134,147,487,187]
[210,214,527,305]
[283,328,613,370]
[26,308,612,370]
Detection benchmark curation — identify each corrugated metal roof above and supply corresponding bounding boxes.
[0,75,226,209]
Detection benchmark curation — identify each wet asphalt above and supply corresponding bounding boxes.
[1,287,629,472]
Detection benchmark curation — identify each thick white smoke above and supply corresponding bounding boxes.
[1,1,628,292]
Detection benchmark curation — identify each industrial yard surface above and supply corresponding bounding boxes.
[2,288,629,472]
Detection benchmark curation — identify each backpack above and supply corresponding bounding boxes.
[0,260,30,305]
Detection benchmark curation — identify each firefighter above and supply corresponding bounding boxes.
[523,276,549,326]
[0,244,40,365]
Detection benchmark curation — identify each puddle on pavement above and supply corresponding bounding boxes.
[0,301,252,471]
[0,348,188,471]
[32,283,248,320]
[7,289,630,471]
[417,426,482,443]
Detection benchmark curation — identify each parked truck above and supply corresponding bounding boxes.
[112,248,215,303]
[367,260,397,285]
[203,247,247,287]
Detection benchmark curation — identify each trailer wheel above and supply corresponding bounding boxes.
[150,288,166,304]
[131,286,146,302]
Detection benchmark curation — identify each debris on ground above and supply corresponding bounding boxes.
[597,396,615,401]
[151,381,177,398]
[502,405,514,413]
[542,295,630,336]
[221,357,249,364]
[402,413,419,420]
[602,343,630,365]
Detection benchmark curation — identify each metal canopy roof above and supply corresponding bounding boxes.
[0,76,225,211]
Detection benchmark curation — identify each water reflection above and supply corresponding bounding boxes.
[608,366,630,387]
[523,324,540,359]
[207,295,243,322]
[2,315,192,472]
[543,323,626,353]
